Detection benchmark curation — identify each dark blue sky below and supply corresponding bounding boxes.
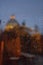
[0,0,43,30]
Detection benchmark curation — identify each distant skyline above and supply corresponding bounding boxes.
[0,0,43,32]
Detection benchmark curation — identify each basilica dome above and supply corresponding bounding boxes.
[5,15,19,31]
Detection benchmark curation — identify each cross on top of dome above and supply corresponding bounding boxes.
[10,15,15,19]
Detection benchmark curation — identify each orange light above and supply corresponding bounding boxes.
[10,15,15,19]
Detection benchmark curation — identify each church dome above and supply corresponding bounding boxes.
[5,15,19,31]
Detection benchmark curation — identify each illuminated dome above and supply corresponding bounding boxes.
[5,15,19,31]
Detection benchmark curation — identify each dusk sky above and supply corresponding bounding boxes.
[0,0,43,31]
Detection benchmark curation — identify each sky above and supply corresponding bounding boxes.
[0,0,43,32]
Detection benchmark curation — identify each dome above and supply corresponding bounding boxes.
[5,15,19,31]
